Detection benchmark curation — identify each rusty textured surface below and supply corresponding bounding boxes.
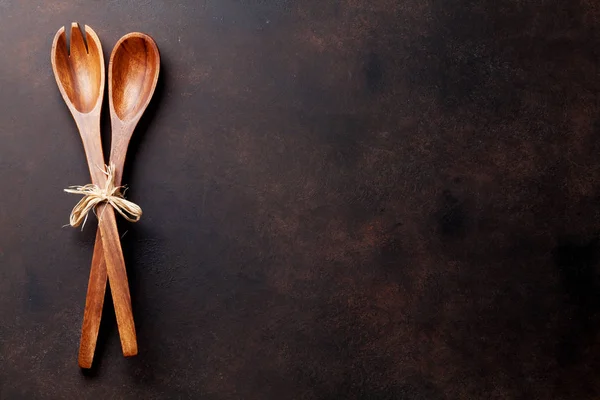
[2,0,600,398]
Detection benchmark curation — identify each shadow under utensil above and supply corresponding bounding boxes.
[100,77,111,164]
[120,224,161,383]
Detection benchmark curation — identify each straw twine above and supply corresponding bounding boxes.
[64,164,142,228]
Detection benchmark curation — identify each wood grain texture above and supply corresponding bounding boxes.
[79,33,159,369]
[51,24,137,367]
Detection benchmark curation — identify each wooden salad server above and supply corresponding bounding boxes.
[51,24,137,367]
[78,32,160,368]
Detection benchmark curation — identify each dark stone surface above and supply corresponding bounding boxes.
[2,0,600,398]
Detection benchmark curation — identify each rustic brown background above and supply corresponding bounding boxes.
[2,0,600,398]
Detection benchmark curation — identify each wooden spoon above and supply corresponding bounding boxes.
[51,24,137,367]
[78,33,160,368]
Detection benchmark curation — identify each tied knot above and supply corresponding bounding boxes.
[64,164,142,228]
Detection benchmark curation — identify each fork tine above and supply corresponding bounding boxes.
[52,26,67,58]
[70,23,88,58]
[83,25,101,59]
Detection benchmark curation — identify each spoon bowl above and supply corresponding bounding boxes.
[110,33,160,122]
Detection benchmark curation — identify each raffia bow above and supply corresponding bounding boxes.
[64,164,142,228]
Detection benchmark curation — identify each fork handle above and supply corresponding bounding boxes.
[78,230,107,368]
